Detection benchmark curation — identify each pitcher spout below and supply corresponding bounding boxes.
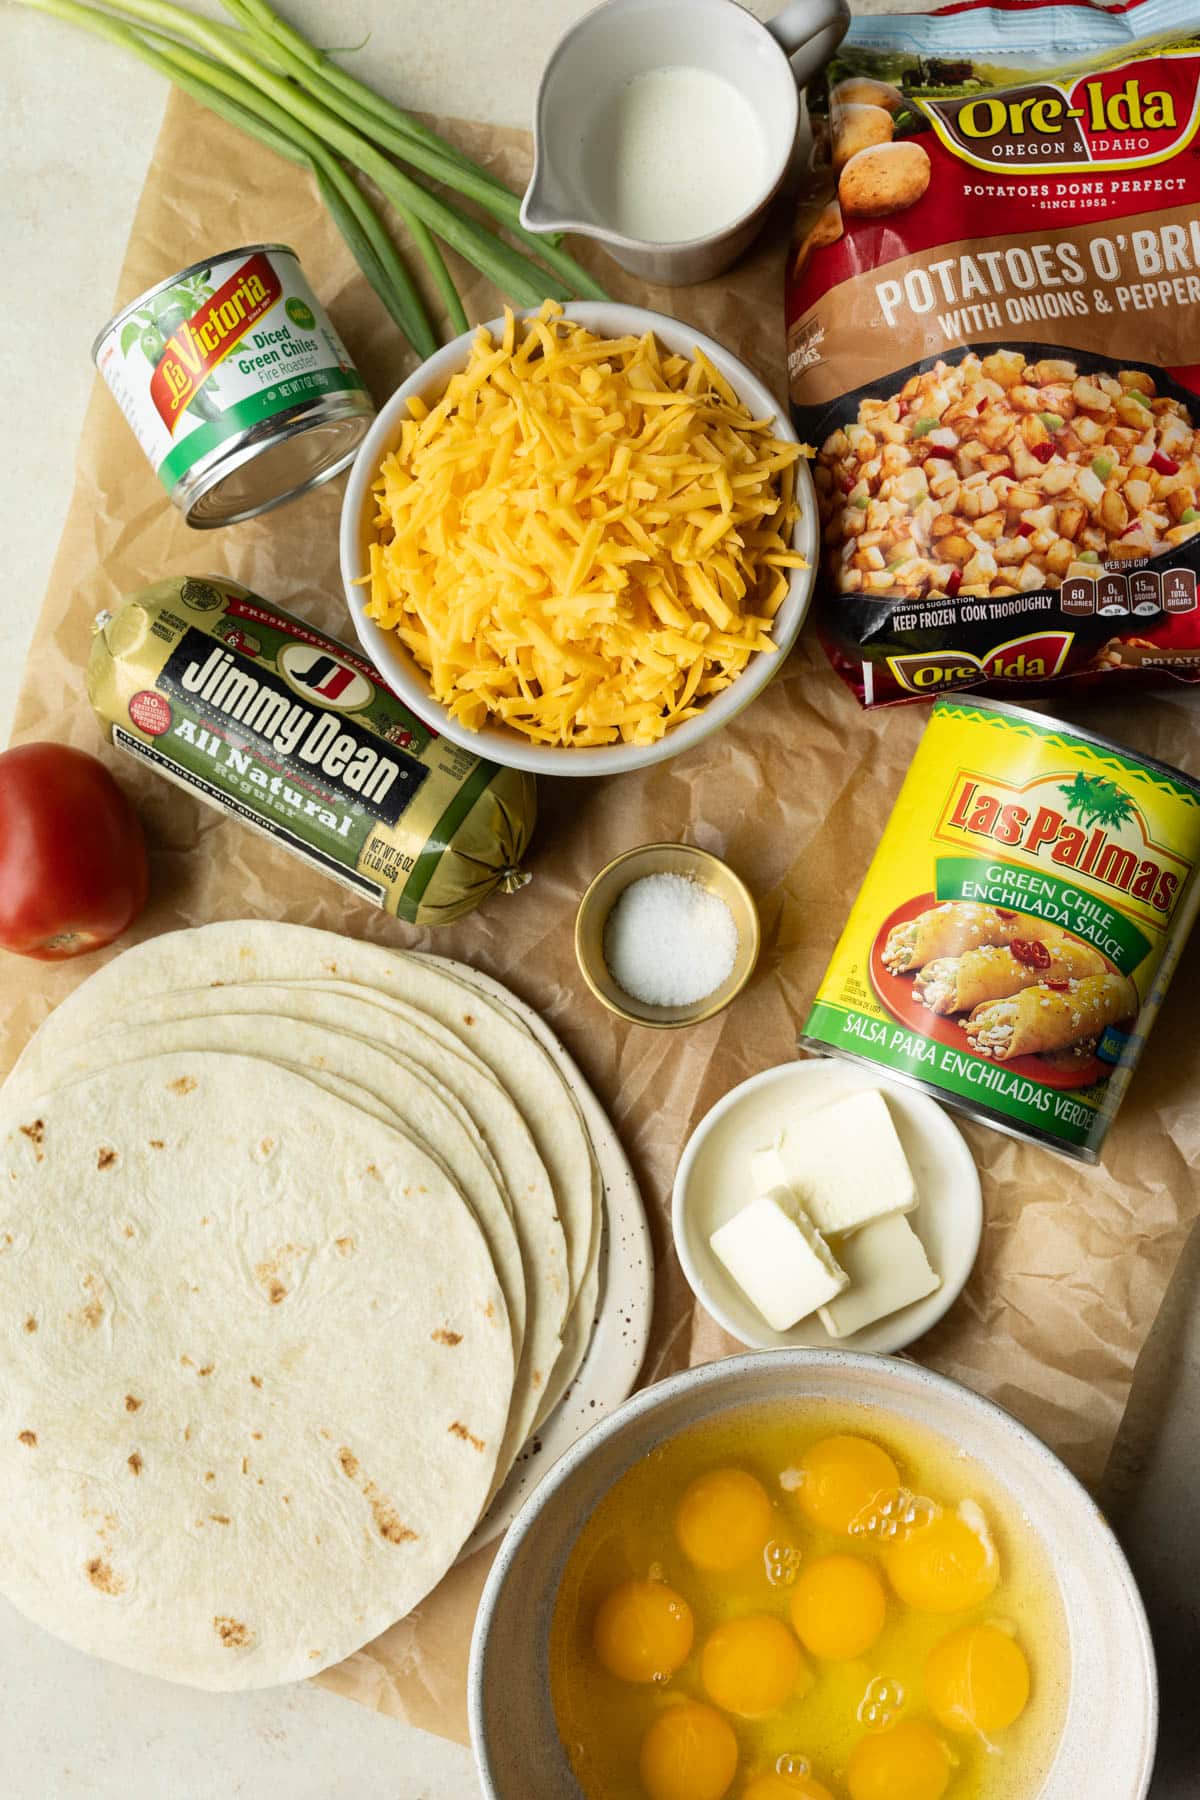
[519,159,589,237]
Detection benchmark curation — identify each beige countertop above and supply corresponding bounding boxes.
[1,2,1197,1795]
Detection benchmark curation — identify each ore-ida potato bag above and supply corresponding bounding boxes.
[788,0,1200,707]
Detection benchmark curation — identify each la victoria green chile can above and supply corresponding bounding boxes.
[93,245,373,527]
[88,576,536,926]
[801,696,1200,1162]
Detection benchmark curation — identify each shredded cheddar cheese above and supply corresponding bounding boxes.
[365,301,808,747]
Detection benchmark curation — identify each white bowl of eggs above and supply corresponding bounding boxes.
[469,1350,1155,1800]
[339,302,819,778]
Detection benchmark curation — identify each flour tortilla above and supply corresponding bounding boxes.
[425,955,606,1431]
[0,1054,513,1690]
[10,924,596,1315]
[10,1012,543,1483]
[533,1246,603,1431]
[8,981,568,1476]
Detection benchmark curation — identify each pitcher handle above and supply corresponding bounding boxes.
[767,0,851,87]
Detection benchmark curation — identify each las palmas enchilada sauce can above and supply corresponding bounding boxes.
[93,244,373,527]
[801,696,1200,1162]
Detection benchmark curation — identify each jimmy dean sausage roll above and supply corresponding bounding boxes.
[87,576,536,927]
[964,971,1137,1061]
[882,901,1056,974]
[914,936,1108,1015]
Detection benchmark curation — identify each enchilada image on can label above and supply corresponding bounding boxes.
[801,695,1200,1161]
[92,244,374,528]
[87,576,536,927]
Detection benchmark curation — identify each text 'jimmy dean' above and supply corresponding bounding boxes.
[161,631,416,823]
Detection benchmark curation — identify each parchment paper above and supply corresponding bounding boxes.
[3,90,1199,1744]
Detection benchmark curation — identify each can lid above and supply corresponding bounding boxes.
[180,405,372,528]
[932,693,1200,803]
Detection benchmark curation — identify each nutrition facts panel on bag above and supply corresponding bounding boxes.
[1062,566,1198,616]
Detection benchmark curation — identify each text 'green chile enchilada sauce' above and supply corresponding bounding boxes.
[88,576,535,926]
[801,696,1200,1162]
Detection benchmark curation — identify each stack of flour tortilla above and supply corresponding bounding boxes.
[0,923,603,1690]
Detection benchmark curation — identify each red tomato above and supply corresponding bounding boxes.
[0,743,148,960]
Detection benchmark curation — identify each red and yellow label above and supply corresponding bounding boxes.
[149,252,281,432]
[922,49,1200,176]
[887,631,1073,696]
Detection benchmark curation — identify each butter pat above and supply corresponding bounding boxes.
[752,1089,917,1239]
[818,1214,940,1338]
[710,1191,848,1332]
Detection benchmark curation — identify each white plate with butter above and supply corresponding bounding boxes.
[672,1057,982,1355]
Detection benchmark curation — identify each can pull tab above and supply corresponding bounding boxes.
[501,867,533,895]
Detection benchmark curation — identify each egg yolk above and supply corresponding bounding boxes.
[788,1554,887,1661]
[845,1720,952,1800]
[675,1468,774,1573]
[925,1622,1031,1734]
[700,1614,810,1719]
[885,1508,999,1614]
[741,1771,834,1800]
[792,1436,900,1536]
[638,1701,739,1800]
[592,1579,695,1684]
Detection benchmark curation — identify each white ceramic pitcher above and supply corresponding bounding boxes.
[521,0,850,286]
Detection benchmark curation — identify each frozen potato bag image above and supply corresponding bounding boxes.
[788,0,1200,707]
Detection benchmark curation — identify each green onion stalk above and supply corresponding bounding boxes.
[21,0,439,352]
[145,22,467,338]
[217,0,606,292]
[15,0,609,355]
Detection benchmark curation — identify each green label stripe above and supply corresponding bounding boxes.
[112,727,383,900]
[932,698,1200,809]
[398,758,497,922]
[159,368,367,489]
[803,1000,1102,1147]
[934,855,1152,972]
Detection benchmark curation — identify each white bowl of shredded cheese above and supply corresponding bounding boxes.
[340,302,818,776]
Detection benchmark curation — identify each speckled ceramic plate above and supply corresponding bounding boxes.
[429,958,654,1551]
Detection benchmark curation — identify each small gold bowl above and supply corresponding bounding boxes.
[574,843,761,1029]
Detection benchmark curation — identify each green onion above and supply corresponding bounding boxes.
[310,165,447,347]
[16,0,611,354]
[220,0,608,300]
[153,34,445,349]
[222,0,511,192]
[1091,454,1115,481]
[1079,550,1100,563]
[1038,411,1064,432]
[96,0,567,305]
[911,417,939,437]
[850,495,870,510]
[1181,507,1199,524]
